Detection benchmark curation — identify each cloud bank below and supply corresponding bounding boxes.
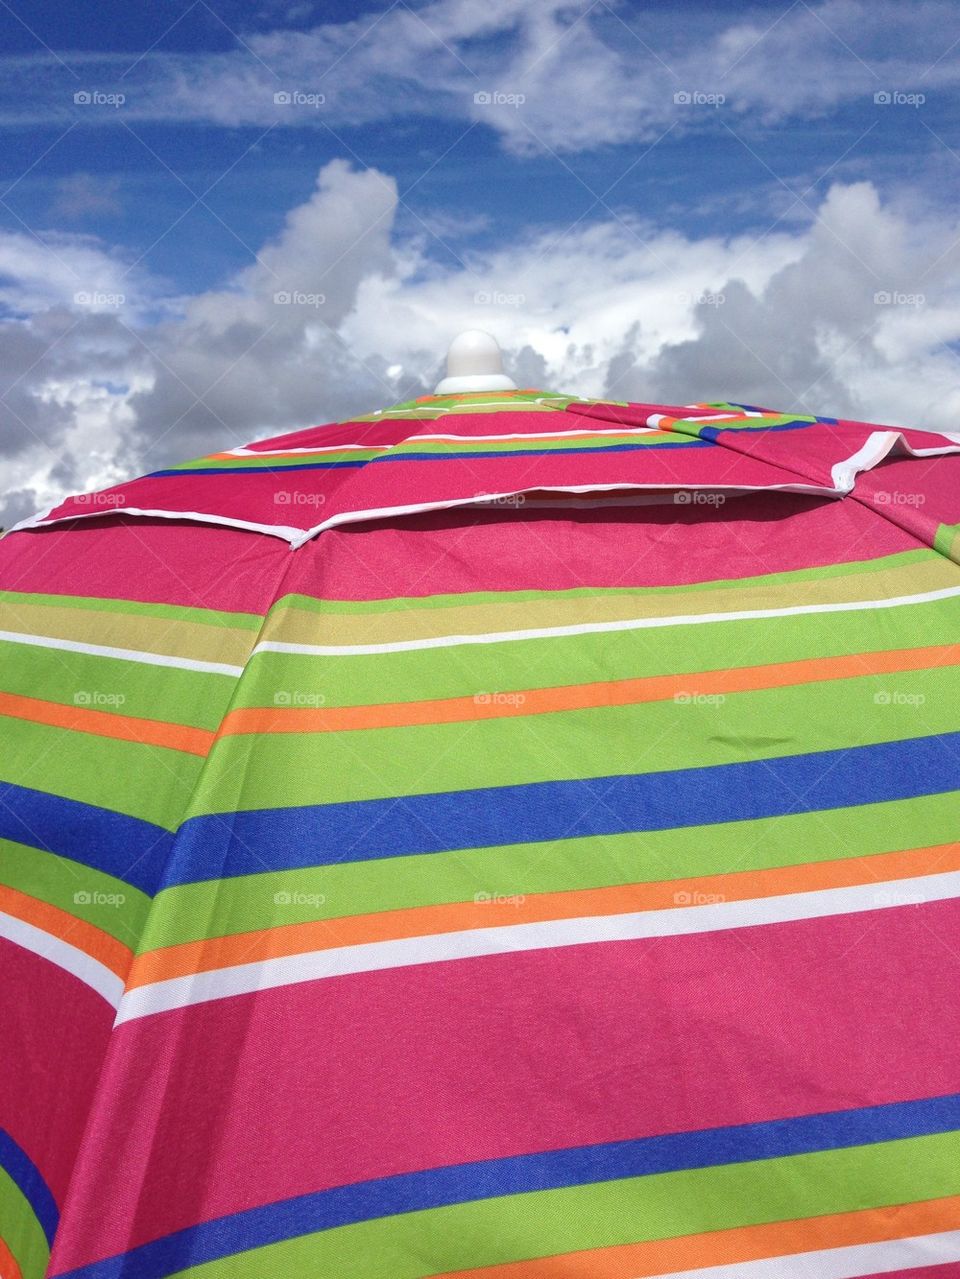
[0,0,956,152]
[2,158,960,526]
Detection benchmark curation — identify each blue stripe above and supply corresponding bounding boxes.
[147,462,367,476]
[711,405,837,425]
[161,733,960,887]
[52,1092,960,1279]
[0,1127,59,1248]
[699,418,817,441]
[0,782,172,895]
[147,439,711,477]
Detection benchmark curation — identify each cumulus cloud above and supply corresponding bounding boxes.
[0,0,956,152]
[3,159,960,527]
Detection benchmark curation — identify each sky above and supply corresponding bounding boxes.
[1,0,960,526]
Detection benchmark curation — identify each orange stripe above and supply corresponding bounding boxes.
[0,884,132,979]
[0,1235,23,1279]
[434,1192,960,1278]
[221,643,960,738]
[0,691,213,757]
[126,840,960,990]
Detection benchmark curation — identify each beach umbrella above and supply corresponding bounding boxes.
[2,329,960,1279]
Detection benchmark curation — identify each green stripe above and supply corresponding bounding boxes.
[180,432,688,470]
[668,412,817,437]
[198,668,960,810]
[0,589,261,630]
[0,642,231,730]
[140,790,958,949]
[176,450,386,470]
[0,718,202,829]
[1,838,149,947]
[172,1129,960,1279]
[0,1165,49,1279]
[371,391,571,412]
[270,548,935,617]
[234,594,960,710]
[934,521,960,564]
[355,393,572,417]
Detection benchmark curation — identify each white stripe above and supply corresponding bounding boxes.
[226,443,380,456]
[0,911,124,1007]
[657,1228,960,1279]
[114,869,960,1023]
[831,430,960,490]
[831,432,901,491]
[7,505,305,544]
[645,411,763,425]
[415,427,661,441]
[252,582,960,658]
[0,629,243,676]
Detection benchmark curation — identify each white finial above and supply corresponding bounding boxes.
[434,330,517,394]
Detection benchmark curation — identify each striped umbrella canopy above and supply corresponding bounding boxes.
[2,350,960,1279]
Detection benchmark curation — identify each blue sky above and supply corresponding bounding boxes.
[1,0,960,523]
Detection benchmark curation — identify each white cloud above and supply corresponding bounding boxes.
[3,160,960,526]
[1,0,957,153]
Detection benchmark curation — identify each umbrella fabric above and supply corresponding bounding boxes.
[1,389,960,1279]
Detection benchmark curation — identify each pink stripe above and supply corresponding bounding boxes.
[857,1266,960,1278]
[240,419,419,451]
[321,444,814,510]
[38,446,817,538]
[299,486,917,599]
[0,518,289,612]
[51,899,960,1270]
[0,939,114,1205]
[856,455,960,560]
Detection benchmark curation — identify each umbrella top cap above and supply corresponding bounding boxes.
[434,330,518,395]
